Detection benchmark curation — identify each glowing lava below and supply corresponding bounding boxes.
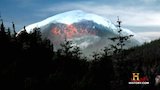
[51,24,97,39]
[64,24,78,38]
[51,27,60,35]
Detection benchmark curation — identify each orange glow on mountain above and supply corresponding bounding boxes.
[51,27,60,35]
[64,24,78,38]
[51,24,97,39]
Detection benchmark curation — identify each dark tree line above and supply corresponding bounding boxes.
[0,22,114,90]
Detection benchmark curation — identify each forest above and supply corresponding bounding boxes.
[0,20,160,90]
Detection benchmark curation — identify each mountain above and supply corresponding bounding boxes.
[18,10,149,56]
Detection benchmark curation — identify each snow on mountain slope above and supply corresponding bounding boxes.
[24,10,117,34]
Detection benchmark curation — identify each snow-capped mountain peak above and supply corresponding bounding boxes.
[18,10,150,57]
[24,10,116,33]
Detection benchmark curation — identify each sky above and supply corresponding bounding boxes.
[0,0,160,40]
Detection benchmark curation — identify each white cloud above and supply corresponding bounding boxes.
[137,32,160,40]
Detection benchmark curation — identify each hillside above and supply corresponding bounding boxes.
[0,21,160,90]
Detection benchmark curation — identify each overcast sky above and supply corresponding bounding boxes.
[0,0,160,40]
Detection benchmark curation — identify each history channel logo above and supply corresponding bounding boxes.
[128,73,149,84]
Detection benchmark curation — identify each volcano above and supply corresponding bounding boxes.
[18,10,149,56]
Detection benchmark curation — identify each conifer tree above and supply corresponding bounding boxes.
[12,22,17,37]
[109,17,134,89]
[109,17,133,54]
